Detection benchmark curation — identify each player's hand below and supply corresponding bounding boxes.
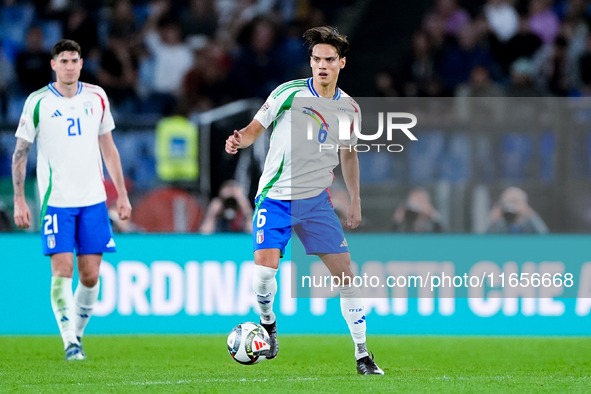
[116,195,132,221]
[13,197,31,229]
[225,130,242,154]
[345,199,361,229]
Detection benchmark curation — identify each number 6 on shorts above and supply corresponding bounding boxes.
[256,209,267,228]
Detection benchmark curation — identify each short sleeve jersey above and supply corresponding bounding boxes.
[254,78,360,201]
[15,82,115,208]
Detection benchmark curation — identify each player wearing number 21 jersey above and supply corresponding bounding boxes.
[17,80,114,209]
[12,39,131,362]
[226,26,384,375]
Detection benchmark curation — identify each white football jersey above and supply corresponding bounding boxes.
[254,78,360,200]
[15,82,115,208]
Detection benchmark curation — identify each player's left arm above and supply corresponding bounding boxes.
[340,148,361,229]
[99,131,132,220]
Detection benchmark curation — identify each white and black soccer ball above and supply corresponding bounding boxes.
[227,322,270,365]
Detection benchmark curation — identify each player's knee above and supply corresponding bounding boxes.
[254,250,280,269]
[79,274,99,288]
[51,256,74,277]
[52,266,74,278]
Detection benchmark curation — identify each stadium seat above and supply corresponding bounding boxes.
[0,3,34,48]
[441,134,471,183]
[358,152,391,184]
[408,130,445,184]
[7,96,27,123]
[539,130,555,183]
[40,21,62,51]
[501,132,533,181]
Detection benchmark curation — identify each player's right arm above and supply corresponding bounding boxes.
[12,138,32,229]
[12,92,39,229]
[226,81,303,155]
[225,119,265,154]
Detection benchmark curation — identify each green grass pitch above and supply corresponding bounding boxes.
[1,335,590,393]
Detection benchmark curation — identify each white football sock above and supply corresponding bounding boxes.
[338,285,369,360]
[73,279,100,339]
[50,276,79,349]
[252,265,278,324]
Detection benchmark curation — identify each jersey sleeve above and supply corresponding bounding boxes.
[14,94,40,143]
[254,84,300,129]
[96,88,115,135]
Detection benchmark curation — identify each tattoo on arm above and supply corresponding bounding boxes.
[12,139,31,198]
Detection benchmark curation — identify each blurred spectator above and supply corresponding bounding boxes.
[456,66,505,125]
[535,35,572,95]
[393,188,444,233]
[180,0,219,39]
[200,180,253,234]
[506,57,543,96]
[0,42,15,118]
[484,0,519,42]
[494,15,543,74]
[400,31,437,97]
[229,17,286,99]
[576,33,591,96]
[422,11,451,56]
[108,0,140,42]
[16,26,53,93]
[218,0,276,40]
[438,23,498,91]
[375,69,400,97]
[456,65,504,97]
[62,3,100,58]
[528,0,561,45]
[155,100,199,187]
[143,0,193,114]
[96,29,140,113]
[431,0,471,36]
[182,38,233,112]
[487,187,548,233]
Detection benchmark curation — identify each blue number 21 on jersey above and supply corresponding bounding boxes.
[67,118,81,136]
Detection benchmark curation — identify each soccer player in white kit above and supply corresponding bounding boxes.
[226,26,384,374]
[12,39,132,361]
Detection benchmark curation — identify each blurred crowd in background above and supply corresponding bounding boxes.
[0,0,590,234]
[379,0,591,99]
[0,0,350,120]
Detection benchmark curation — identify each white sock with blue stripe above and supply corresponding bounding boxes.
[338,285,369,360]
[73,280,100,339]
[253,265,278,324]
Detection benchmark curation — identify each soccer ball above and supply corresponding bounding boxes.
[227,322,270,365]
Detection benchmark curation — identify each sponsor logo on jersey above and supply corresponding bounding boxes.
[256,229,264,244]
[84,101,93,116]
[18,117,26,128]
[259,102,270,114]
[340,238,348,247]
[47,234,56,249]
[106,238,116,248]
[51,110,62,118]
